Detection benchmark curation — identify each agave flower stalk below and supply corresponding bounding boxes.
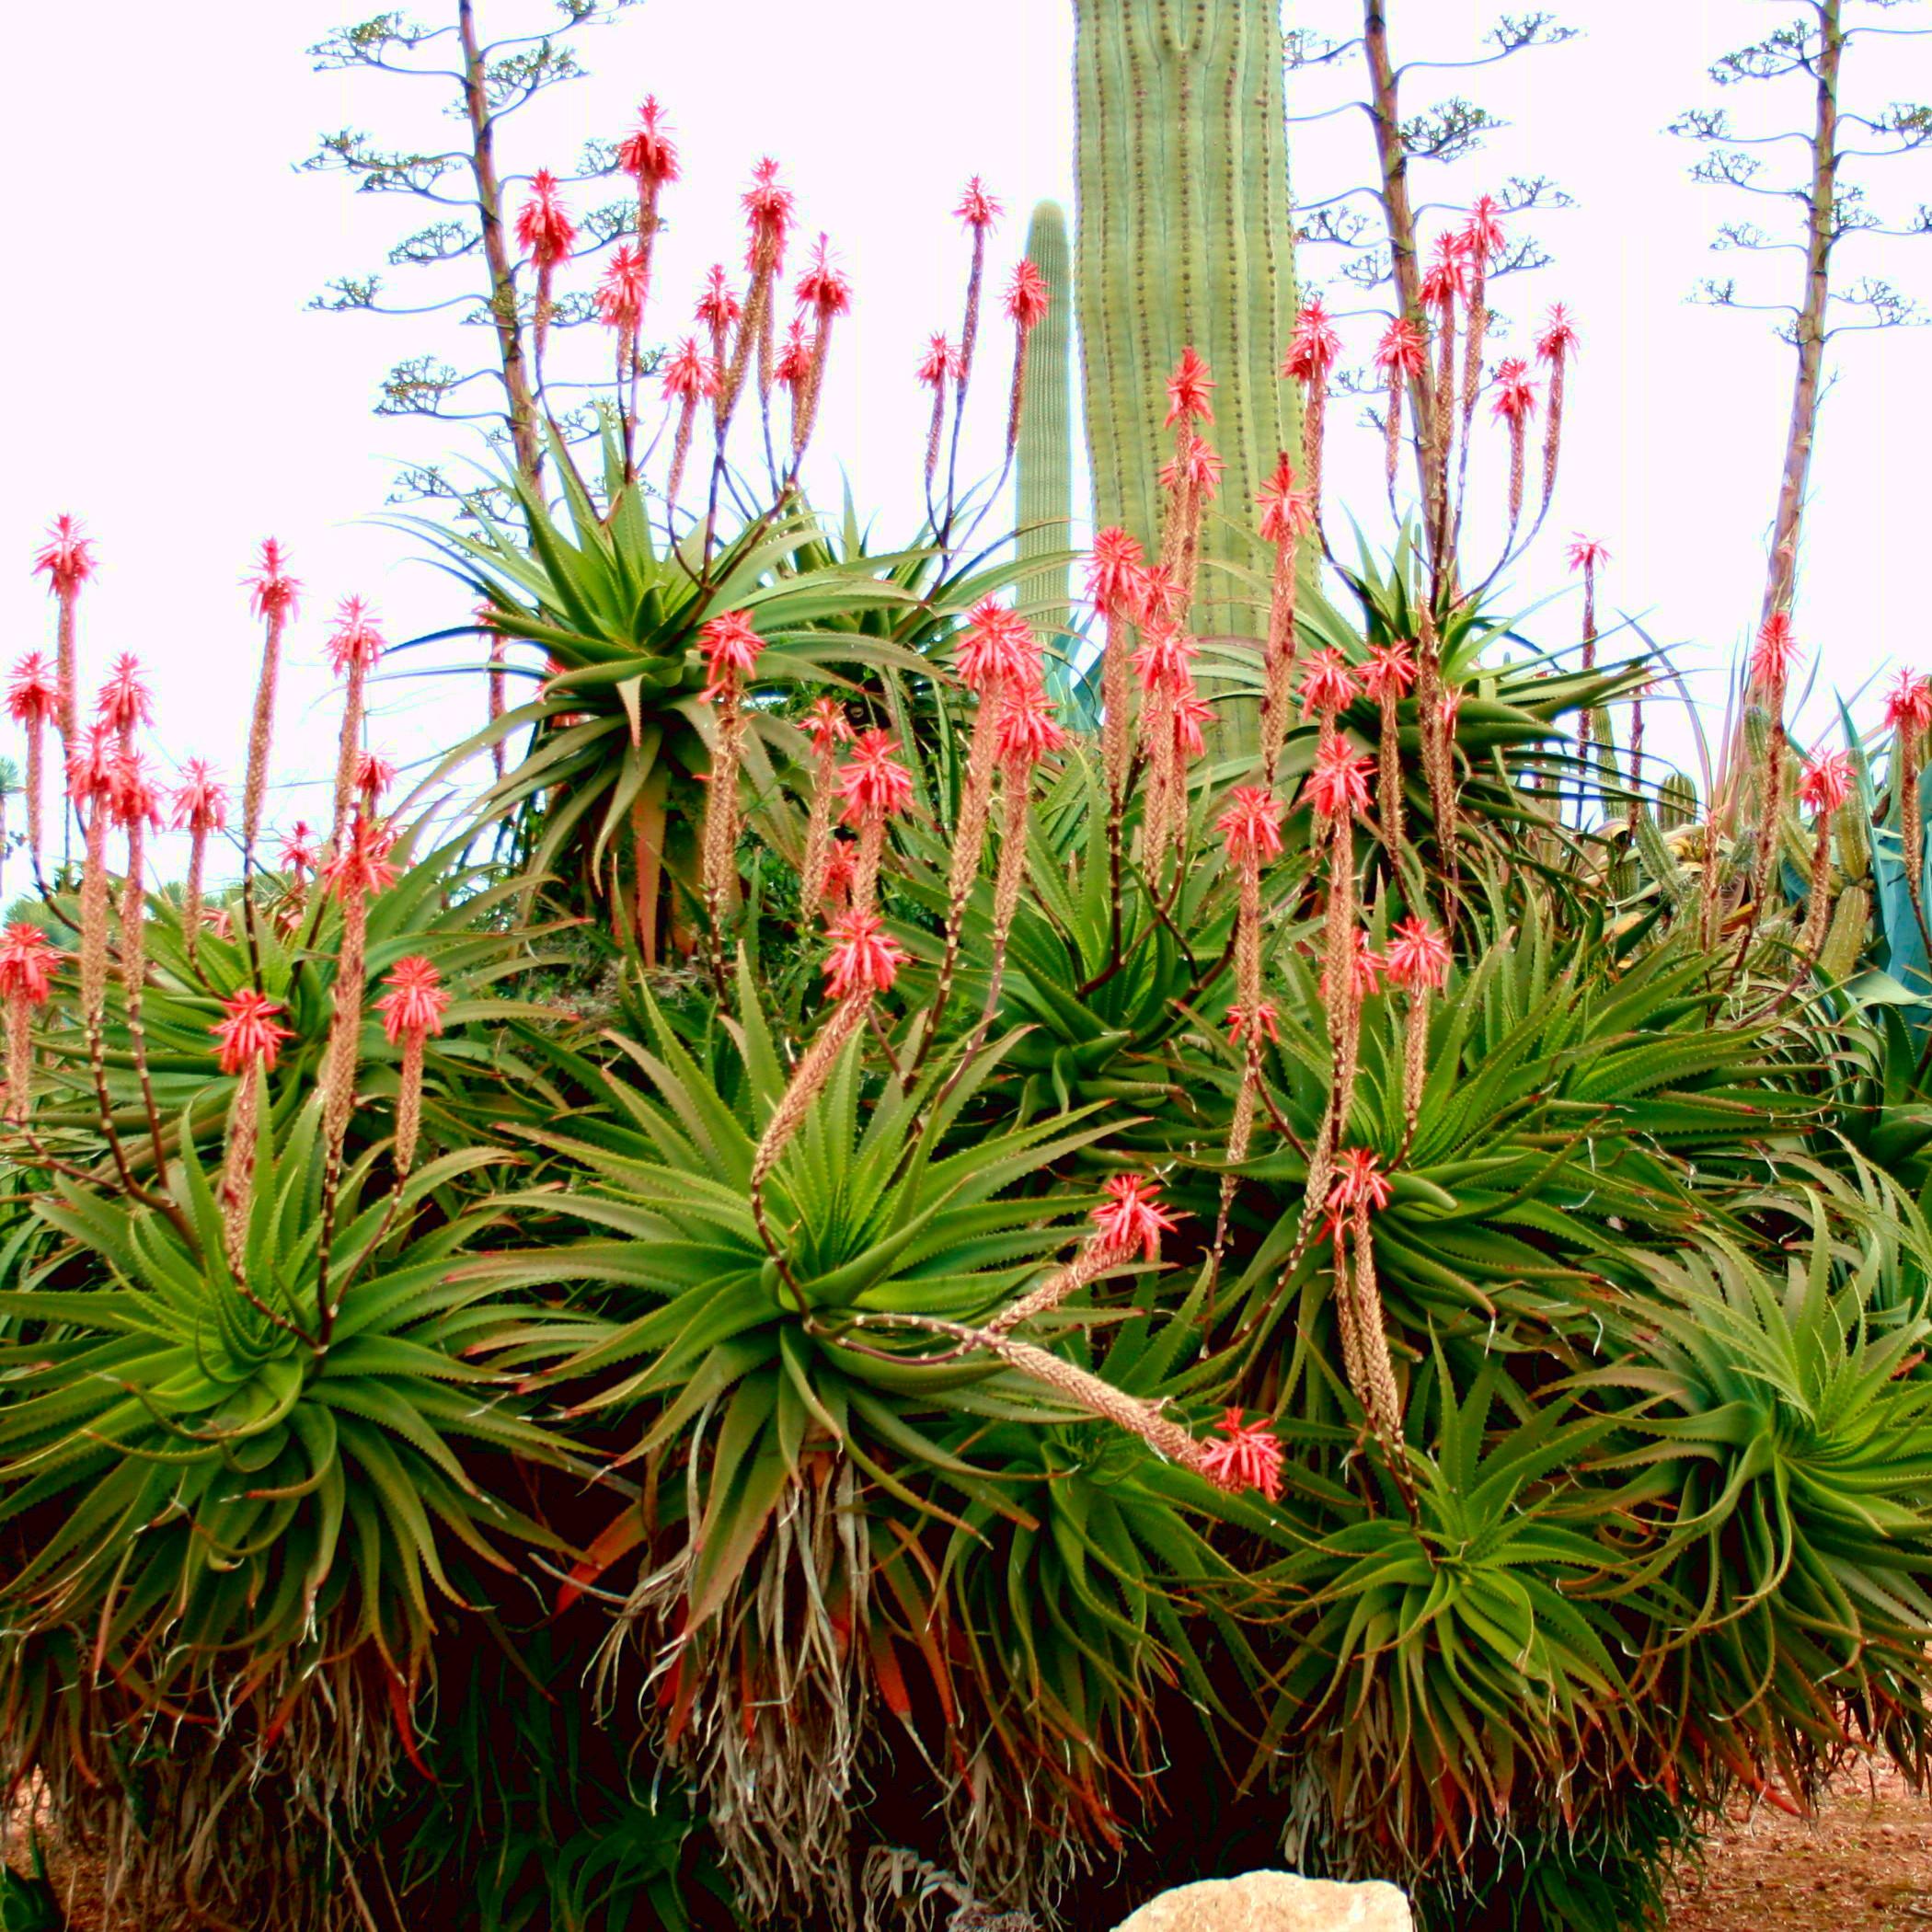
[791,236,852,466]
[1796,751,1854,964]
[1627,676,1651,838]
[1363,642,1418,852]
[1886,670,1932,955]
[6,654,60,882]
[1747,610,1800,922]
[1256,459,1314,784]
[1001,259,1050,465]
[985,1175,1180,1339]
[798,699,855,922]
[32,513,93,756]
[915,334,961,500]
[1535,305,1580,519]
[169,761,228,962]
[661,339,720,517]
[1132,621,1197,880]
[1374,316,1428,499]
[513,168,577,376]
[1458,199,1506,459]
[1491,359,1538,535]
[617,96,678,317]
[375,957,450,1179]
[1085,529,1147,900]
[211,989,293,1267]
[1385,915,1451,1152]
[1418,239,1465,550]
[929,177,1002,530]
[0,923,56,1121]
[1568,537,1609,764]
[241,540,299,880]
[697,265,742,393]
[696,613,763,974]
[1414,610,1461,865]
[67,725,116,1027]
[109,751,161,1018]
[326,599,383,854]
[1213,788,1283,1256]
[96,654,152,756]
[1157,349,1217,601]
[834,730,914,917]
[977,685,1066,1027]
[1327,1149,1416,1513]
[481,609,509,782]
[1282,299,1340,539]
[719,158,795,436]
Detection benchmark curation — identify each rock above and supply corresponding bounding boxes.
[1110,1870,1413,1932]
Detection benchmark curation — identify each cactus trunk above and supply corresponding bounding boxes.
[1072,0,1299,755]
[1017,201,1075,651]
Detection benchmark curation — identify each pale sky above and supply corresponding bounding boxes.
[3,0,1927,895]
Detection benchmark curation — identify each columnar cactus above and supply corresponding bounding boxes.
[1017,200,1075,650]
[1071,0,1300,660]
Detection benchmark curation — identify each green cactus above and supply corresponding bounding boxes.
[1016,200,1075,653]
[1071,0,1300,675]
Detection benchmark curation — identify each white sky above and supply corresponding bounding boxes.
[2,0,1927,897]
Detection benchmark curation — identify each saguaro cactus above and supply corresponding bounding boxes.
[1071,0,1300,656]
[1017,200,1075,651]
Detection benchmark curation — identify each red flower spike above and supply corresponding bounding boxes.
[1799,750,1854,816]
[355,752,398,803]
[96,655,152,736]
[1005,260,1050,332]
[1461,194,1507,265]
[1299,649,1362,717]
[774,316,814,390]
[1362,640,1419,703]
[1566,535,1610,578]
[279,822,319,874]
[1132,630,1198,697]
[1352,932,1387,1000]
[0,925,57,1007]
[696,266,742,335]
[1135,566,1187,633]
[954,177,1002,231]
[1164,347,1216,429]
[616,97,680,189]
[109,752,164,834]
[374,955,450,1045]
[326,598,384,677]
[1305,737,1374,824]
[1159,431,1224,502]
[1373,316,1429,381]
[742,157,796,255]
[169,760,229,834]
[1216,787,1283,871]
[823,909,910,998]
[661,338,720,403]
[796,235,851,317]
[1885,669,1932,736]
[322,812,399,903]
[836,730,914,828]
[1282,298,1341,382]
[594,246,650,337]
[514,169,577,267]
[1174,689,1217,761]
[1751,612,1800,692]
[32,515,95,596]
[1085,528,1146,616]
[995,684,1067,769]
[1490,357,1538,424]
[211,989,293,1075]
[954,600,1038,694]
[1535,305,1581,366]
[696,611,762,704]
[1419,234,1467,313]
[1329,1146,1394,1214]
[1225,1000,1281,1048]
[6,653,60,727]
[1199,1409,1284,1503]
[1256,455,1315,546]
[1091,1174,1181,1262]
[803,698,854,757]
[246,538,300,621]
[915,333,964,388]
[1384,916,1452,994]
[66,724,118,808]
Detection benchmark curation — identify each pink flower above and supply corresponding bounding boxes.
[1256,454,1315,547]
[1490,357,1538,424]
[211,989,293,1075]
[774,316,814,389]
[1886,669,1932,736]
[1085,527,1147,617]
[1164,347,1215,428]
[279,822,320,874]
[1361,640,1418,703]
[995,684,1067,768]
[108,751,162,831]
[32,515,95,596]
[1460,195,1507,265]
[803,698,854,757]
[594,246,650,336]
[696,266,742,335]
[1751,612,1799,692]
[326,598,384,677]
[6,653,60,727]
[661,338,719,402]
[66,724,118,808]
[1198,1409,1284,1502]
[1133,630,1198,696]
[1135,566,1187,633]
[1299,649,1361,718]
[1566,535,1611,577]
[0,925,57,1007]
[1005,259,1050,331]
[696,610,762,702]
[1373,316,1429,380]
[514,169,576,267]
[356,751,398,803]
[1329,1146,1394,1213]
[796,235,851,316]
[1226,1000,1280,1048]
[169,759,228,833]
[1305,738,1374,823]
[1282,298,1341,383]
[1091,1174,1181,1261]
[247,538,300,621]
[322,811,399,903]
[96,655,152,735]
[743,158,796,257]
[1535,305,1581,366]
[821,838,857,905]
[617,97,680,188]
[374,955,450,1045]
[1174,689,1217,760]
[836,730,915,827]
[823,909,910,997]
[1352,932,1387,999]
[1798,749,1854,816]
[954,600,1038,693]
[1216,786,1283,870]
[915,333,964,388]
[1384,916,1452,993]
[954,177,1002,231]
[1419,234,1467,313]
[1159,431,1224,502]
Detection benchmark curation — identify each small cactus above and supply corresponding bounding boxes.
[1016,201,1075,653]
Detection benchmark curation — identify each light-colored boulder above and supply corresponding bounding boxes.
[1110,1871,1413,1932]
